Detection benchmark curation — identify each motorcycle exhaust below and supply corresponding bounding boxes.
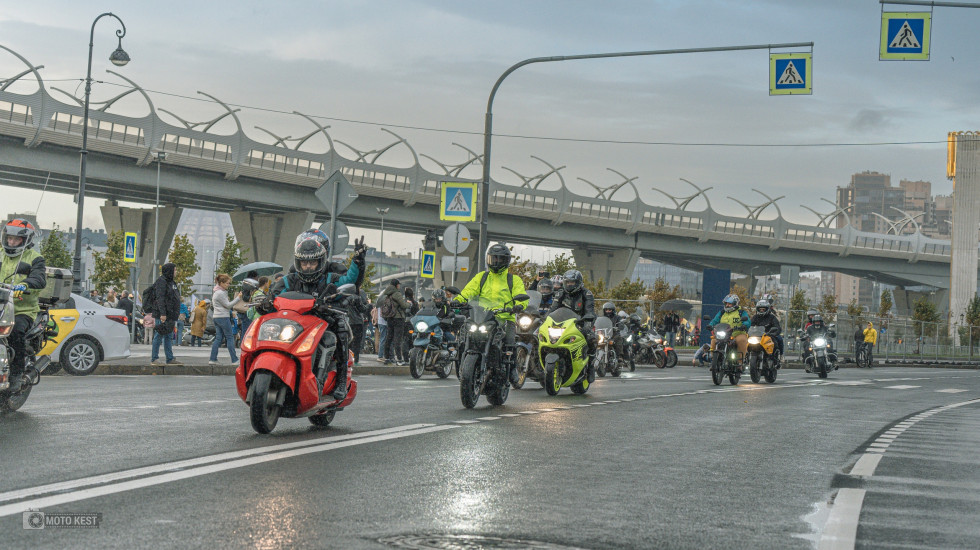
[35,356,52,375]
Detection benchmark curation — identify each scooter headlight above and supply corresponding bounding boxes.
[548,326,563,344]
[258,319,304,343]
[812,337,827,347]
[747,336,761,345]
[715,331,727,339]
[415,321,429,333]
[518,315,533,329]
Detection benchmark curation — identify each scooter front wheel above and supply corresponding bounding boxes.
[249,371,283,434]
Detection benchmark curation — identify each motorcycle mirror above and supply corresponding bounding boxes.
[15,262,31,275]
[336,283,357,295]
[445,286,461,295]
[512,294,530,302]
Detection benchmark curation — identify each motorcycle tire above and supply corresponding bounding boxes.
[596,357,606,378]
[749,353,761,384]
[571,378,589,394]
[308,410,336,427]
[459,354,482,409]
[666,349,678,368]
[611,358,622,377]
[817,359,828,379]
[511,346,528,389]
[764,360,777,384]
[408,348,424,379]
[486,372,510,406]
[0,379,32,413]
[728,369,741,385]
[249,371,282,434]
[544,360,562,396]
[710,353,724,386]
[654,350,667,369]
[436,359,452,379]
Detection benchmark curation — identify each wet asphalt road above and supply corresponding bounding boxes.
[1,366,978,549]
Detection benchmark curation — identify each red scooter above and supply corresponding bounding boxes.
[235,289,357,434]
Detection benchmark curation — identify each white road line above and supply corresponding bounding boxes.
[476,417,501,421]
[885,385,920,390]
[936,389,968,393]
[0,424,457,519]
[849,454,882,477]
[818,488,866,550]
[453,420,479,424]
[0,423,437,505]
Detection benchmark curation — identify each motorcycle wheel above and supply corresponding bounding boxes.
[249,371,283,434]
[710,353,724,386]
[436,359,452,379]
[0,379,32,413]
[764,359,777,384]
[817,358,828,379]
[308,410,336,427]
[728,369,741,385]
[571,378,589,394]
[596,351,606,377]
[654,350,667,368]
[544,360,562,396]
[486,371,510,406]
[666,349,677,368]
[511,346,528,389]
[611,353,622,377]
[408,348,423,379]
[459,354,482,409]
[749,353,761,384]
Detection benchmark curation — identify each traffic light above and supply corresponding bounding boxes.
[423,229,438,251]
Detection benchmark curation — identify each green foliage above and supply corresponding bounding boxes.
[607,278,648,312]
[507,250,537,288]
[846,298,863,324]
[645,277,681,322]
[819,293,838,323]
[788,288,810,330]
[878,289,893,319]
[585,277,607,300]
[911,296,941,337]
[167,234,199,297]
[91,230,129,293]
[39,225,72,269]
[729,283,754,312]
[216,234,249,279]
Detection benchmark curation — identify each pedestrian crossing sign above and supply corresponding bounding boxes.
[769,53,812,95]
[440,182,477,222]
[124,232,137,263]
[420,251,436,279]
[880,12,931,61]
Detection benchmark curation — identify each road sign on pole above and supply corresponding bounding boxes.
[124,232,137,263]
[318,220,349,257]
[880,12,931,61]
[420,251,436,279]
[440,182,477,222]
[442,223,471,255]
[770,53,812,95]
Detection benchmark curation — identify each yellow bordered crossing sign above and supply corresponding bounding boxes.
[420,251,436,279]
[124,232,137,263]
[880,12,931,61]
[770,53,812,96]
[440,182,477,222]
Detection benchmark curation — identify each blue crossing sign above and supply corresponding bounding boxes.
[124,232,137,263]
[770,53,812,96]
[420,251,436,279]
[440,182,477,222]
[880,12,931,61]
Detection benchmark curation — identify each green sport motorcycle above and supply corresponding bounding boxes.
[538,307,593,396]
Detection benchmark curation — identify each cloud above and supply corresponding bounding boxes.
[848,109,894,133]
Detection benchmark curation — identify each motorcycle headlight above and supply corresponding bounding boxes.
[518,315,532,329]
[415,321,429,333]
[653,337,662,344]
[626,335,633,342]
[747,336,761,345]
[469,324,477,333]
[258,319,304,343]
[715,331,727,339]
[597,332,605,344]
[548,326,563,344]
[478,325,488,333]
[812,337,827,347]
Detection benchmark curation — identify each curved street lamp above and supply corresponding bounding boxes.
[72,12,130,293]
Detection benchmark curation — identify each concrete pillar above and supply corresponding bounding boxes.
[949,132,980,343]
[101,200,183,289]
[229,209,315,269]
[571,247,641,287]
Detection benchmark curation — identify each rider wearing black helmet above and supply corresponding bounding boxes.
[548,269,597,367]
[750,299,783,363]
[536,278,555,313]
[602,301,616,321]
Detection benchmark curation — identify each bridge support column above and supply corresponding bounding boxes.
[571,247,641,287]
[230,209,315,269]
[101,200,183,289]
[949,133,980,343]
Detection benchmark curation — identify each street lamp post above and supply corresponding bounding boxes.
[152,150,166,286]
[72,12,130,294]
[377,207,389,285]
[477,42,812,271]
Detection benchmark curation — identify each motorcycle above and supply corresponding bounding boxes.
[800,324,838,379]
[654,329,678,368]
[235,284,358,434]
[514,290,543,388]
[538,307,593,396]
[710,322,742,386]
[407,306,457,379]
[746,325,779,384]
[0,264,71,413]
[458,294,529,409]
[594,316,620,377]
[636,328,667,368]
[617,320,636,372]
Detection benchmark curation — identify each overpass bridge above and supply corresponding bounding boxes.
[0,44,969,292]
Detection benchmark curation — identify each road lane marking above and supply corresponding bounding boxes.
[0,423,437,506]
[849,454,882,477]
[936,389,968,393]
[453,420,479,424]
[885,385,920,390]
[0,424,457,519]
[818,488,866,550]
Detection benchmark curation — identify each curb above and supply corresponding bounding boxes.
[87,363,411,376]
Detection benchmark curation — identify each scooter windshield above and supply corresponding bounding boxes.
[547,307,580,324]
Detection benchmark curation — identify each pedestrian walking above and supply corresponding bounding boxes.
[374,297,387,360]
[210,274,242,365]
[190,299,209,347]
[379,279,410,366]
[117,290,134,338]
[175,301,189,346]
[150,263,183,366]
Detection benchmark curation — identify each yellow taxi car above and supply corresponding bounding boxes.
[40,293,131,375]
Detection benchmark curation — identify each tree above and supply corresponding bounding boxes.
[846,298,864,324]
[585,276,607,301]
[878,289,893,319]
[729,283,754,312]
[911,296,941,338]
[962,294,980,348]
[543,253,576,280]
[91,230,129,293]
[645,277,681,323]
[216,234,249,279]
[788,288,810,330]
[167,234,200,297]
[507,251,537,288]
[607,278,648,313]
[39,225,72,269]
[819,293,838,323]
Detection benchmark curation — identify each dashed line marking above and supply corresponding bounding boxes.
[936,388,968,393]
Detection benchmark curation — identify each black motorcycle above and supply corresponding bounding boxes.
[458,295,529,409]
[513,290,543,389]
[800,324,838,378]
[710,322,742,386]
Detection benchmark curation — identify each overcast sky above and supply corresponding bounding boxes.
[1,0,978,258]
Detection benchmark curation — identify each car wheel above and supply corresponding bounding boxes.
[61,337,100,376]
